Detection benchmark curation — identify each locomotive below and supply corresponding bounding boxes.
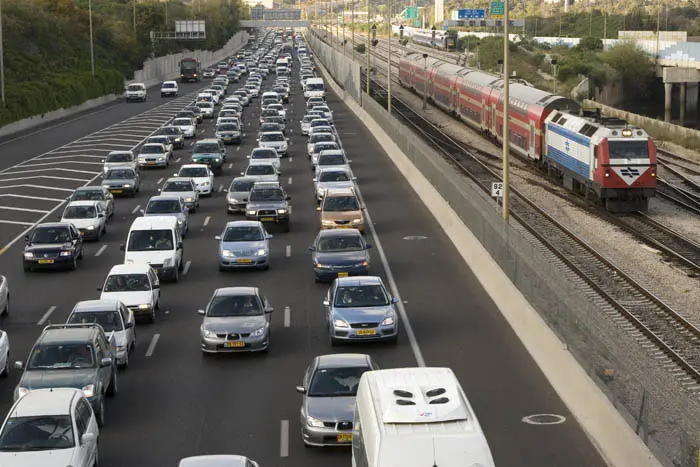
[397,52,657,212]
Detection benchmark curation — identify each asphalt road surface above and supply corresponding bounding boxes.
[0,48,606,467]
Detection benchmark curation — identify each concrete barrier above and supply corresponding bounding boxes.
[0,31,249,140]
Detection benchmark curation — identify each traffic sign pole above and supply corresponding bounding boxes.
[502,0,509,221]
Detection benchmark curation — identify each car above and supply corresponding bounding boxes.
[248,147,281,173]
[171,117,197,138]
[310,142,341,167]
[260,107,282,123]
[215,122,242,145]
[160,177,199,212]
[102,150,138,174]
[308,229,371,282]
[258,131,289,156]
[145,135,174,156]
[66,300,135,368]
[0,275,8,317]
[315,150,352,177]
[177,164,215,196]
[156,126,186,149]
[309,119,333,134]
[313,167,356,202]
[225,177,257,214]
[0,326,8,375]
[179,455,260,467]
[195,101,215,118]
[98,263,161,323]
[191,139,225,174]
[296,354,378,446]
[245,182,291,232]
[271,85,289,102]
[0,388,99,467]
[300,114,317,135]
[259,122,284,134]
[309,125,333,139]
[198,92,217,105]
[210,84,227,97]
[60,201,108,241]
[323,276,399,345]
[307,133,337,159]
[161,80,179,97]
[306,97,326,111]
[138,143,170,168]
[319,187,364,232]
[143,195,189,237]
[125,82,147,102]
[266,103,287,120]
[122,216,184,283]
[311,104,333,121]
[216,221,272,270]
[22,223,84,272]
[13,323,119,426]
[241,163,279,183]
[203,68,216,78]
[198,287,274,354]
[219,107,242,120]
[244,83,260,97]
[263,116,286,133]
[102,166,141,196]
[69,186,114,219]
[182,106,204,124]
[233,90,250,106]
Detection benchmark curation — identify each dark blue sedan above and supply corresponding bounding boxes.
[308,229,371,283]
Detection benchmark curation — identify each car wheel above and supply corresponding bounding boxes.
[69,257,78,270]
[107,371,118,397]
[330,335,341,347]
[1,295,8,316]
[96,227,102,241]
[172,266,179,283]
[102,223,107,236]
[96,398,105,427]
[23,265,32,273]
[1,353,9,378]
[178,258,184,272]
[148,309,156,324]
[93,443,100,467]
[120,351,129,370]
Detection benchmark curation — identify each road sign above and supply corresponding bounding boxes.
[405,6,418,19]
[490,1,504,19]
[491,182,503,198]
[458,9,485,19]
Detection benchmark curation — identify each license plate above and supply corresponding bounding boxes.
[152,269,158,274]
[111,189,122,193]
[37,259,54,264]
[260,217,275,222]
[337,225,352,228]
[236,259,253,263]
[224,341,244,348]
[337,434,352,442]
[147,161,156,165]
[338,272,349,278]
[356,329,376,336]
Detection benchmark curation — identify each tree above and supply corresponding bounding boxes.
[576,36,603,52]
[599,43,655,98]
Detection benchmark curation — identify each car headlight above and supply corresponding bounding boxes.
[381,317,395,326]
[257,248,266,256]
[138,304,150,310]
[24,252,34,259]
[251,327,266,337]
[123,184,131,188]
[87,225,95,230]
[82,384,95,398]
[277,209,287,214]
[177,219,183,225]
[158,157,164,161]
[185,197,194,202]
[222,249,234,257]
[214,158,221,162]
[352,219,363,224]
[355,260,369,267]
[333,319,349,328]
[247,210,256,216]
[321,220,334,226]
[306,416,325,428]
[163,257,173,267]
[60,250,73,257]
[315,263,329,269]
[16,387,30,399]
[201,327,216,338]
[202,181,211,186]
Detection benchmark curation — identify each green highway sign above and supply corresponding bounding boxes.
[490,1,504,19]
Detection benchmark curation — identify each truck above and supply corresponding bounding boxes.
[180,57,201,83]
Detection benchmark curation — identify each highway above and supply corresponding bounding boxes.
[0,38,606,467]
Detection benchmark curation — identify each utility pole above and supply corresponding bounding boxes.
[655,5,661,63]
[502,0,510,221]
[0,0,4,106]
[89,0,95,76]
[422,53,428,110]
[387,0,391,112]
[365,0,371,96]
[352,0,355,60]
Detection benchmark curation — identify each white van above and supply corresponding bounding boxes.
[304,78,325,99]
[121,216,184,282]
[352,367,495,467]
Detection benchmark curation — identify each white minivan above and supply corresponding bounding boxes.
[121,216,184,282]
[304,78,325,99]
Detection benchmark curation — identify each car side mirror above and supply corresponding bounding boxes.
[98,213,105,218]
[366,244,373,249]
[24,235,29,242]
[100,357,113,367]
[177,242,183,250]
[81,432,96,445]
[215,235,222,240]
[286,195,291,200]
[266,234,274,239]
[352,176,357,181]
[265,306,274,313]
[347,160,353,163]
[125,322,135,329]
[296,386,306,394]
[197,309,205,315]
[13,361,23,371]
[391,297,400,304]
[316,206,321,211]
[308,246,316,252]
[119,243,125,251]
[322,299,330,306]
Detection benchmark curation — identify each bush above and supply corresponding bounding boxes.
[355,43,366,54]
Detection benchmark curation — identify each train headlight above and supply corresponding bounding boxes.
[622,129,632,137]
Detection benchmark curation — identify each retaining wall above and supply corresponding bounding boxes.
[308,28,700,467]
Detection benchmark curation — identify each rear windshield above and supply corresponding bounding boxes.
[261,133,284,142]
[106,152,132,163]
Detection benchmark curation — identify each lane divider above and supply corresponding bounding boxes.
[284,306,291,327]
[285,245,291,257]
[280,420,289,458]
[95,245,108,257]
[203,216,211,228]
[131,205,141,215]
[157,177,164,184]
[37,306,57,326]
[145,333,160,357]
[287,177,292,185]
[182,260,192,276]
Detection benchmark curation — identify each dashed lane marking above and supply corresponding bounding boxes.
[131,205,141,215]
[280,420,289,457]
[287,177,292,185]
[145,333,160,357]
[95,245,108,257]
[285,245,291,257]
[284,306,291,327]
[182,260,192,275]
[157,177,164,184]
[37,306,57,326]
[203,216,211,227]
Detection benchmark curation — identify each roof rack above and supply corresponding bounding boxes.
[43,323,105,333]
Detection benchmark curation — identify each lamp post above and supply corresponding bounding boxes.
[422,53,428,110]
[501,0,510,221]
[387,0,391,112]
[89,0,95,76]
[0,0,5,106]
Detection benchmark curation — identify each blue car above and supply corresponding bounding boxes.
[216,221,272,271]
[308,229,371,282]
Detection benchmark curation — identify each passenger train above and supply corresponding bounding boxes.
[411,30,447,48]
[397,52,657,212]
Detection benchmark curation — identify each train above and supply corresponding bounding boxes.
[397,52,657,212]
[411,30,447,48]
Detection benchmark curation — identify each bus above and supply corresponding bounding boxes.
[352,368,495,467]
[180,57,201,83]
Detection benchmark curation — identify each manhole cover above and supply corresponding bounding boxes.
[402,236,428,240]
[521,414,566,425]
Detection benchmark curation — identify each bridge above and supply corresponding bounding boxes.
[240,8,309,28]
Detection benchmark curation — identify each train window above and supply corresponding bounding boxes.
[608,141,649,159]
[584,125,598,137]
[558,117,567,125]
[552,112,562,123]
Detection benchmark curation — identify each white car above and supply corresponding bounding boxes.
[0,388,99,467]
[0,326,8,375]
[266,103,287,120]
[99,263,161,324]
[244,84,260,97]
[311,105,333,121]
[0,275,8,317]
[179,455,260,467]
[171,117,196,138]
[315,149,353,178]
[313,167,356,202]
[138,143,170,168]
[242,163,279,183]
[160,80,179,97]
[177,164,215,196]
[125,82,147,102]
[257,131,289,156]
[145,135,174,157]
[61,201,108,241]
[196,101,215,118]
[248,147,281,173]
[103,150,138,174]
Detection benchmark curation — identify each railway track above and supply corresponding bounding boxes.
[362,74,700,384]
[654,149,700,213]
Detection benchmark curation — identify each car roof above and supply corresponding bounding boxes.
[316,353,371,369]
[214,286,259,297]
[325,187,356,197]
[195,138,221,144]
[230,176,258,185]
[318,166,350,174]
[164,177,194,184]
[224,220,263,229]
[179,455,250,467]
[39,326,99,345]
[73,299,122,313]
[65,200,99,208]
[318,228,362,238]
[260,131,284,136]
[74,186,105,192]
[319,149,345,156]
[147,195,182,202]
[142,143,165,148]
[9,388,82,417]
[129,215,178,230]
[180,164,209,170]
[35,222,71,229]
[107,150,134,155]
[108,262,153,275]
[335,276,383,286]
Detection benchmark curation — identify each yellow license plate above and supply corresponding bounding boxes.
[111,189,122,193]
[337,225,352,228]
[356,329,376,336]
[236,259,253,263]
[337,434,352,442]
[338,272,349,277]
[260,217,275,222]
[37,259,54,264]
[224,341,245,348]
[147,162,156,165]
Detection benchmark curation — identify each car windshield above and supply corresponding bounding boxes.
[68,310,123,332]
[27,343,96,370]
[179,167,208,177]
[250,188,284,201]
[317,235,363,252]
[30,227,71,244]
[194,143,220,153]
[319,154,346,166]
[307,83,324,91]
[0,415,75,451]
[324,196,359,212]
[246,165,275,175]
[139,145,162,154]
[334,285,389,308]
[71,190,103,202]
[311,134,334,143]
[261,133,284,142]
[146,199,181,214]
[127,229,174,251]
[308,366,369,397]
[105,169,134,179]
[173,119,193,126]
[319,171,350,182]
[127,85,143,91]
[163,181,193,192]
[223,226,264,242]
[63,205,96,219]
[106,153,132,163]
[207,294,262,317]
[252,149,276,159]
[103,273,151,292]
[262,110,279,117]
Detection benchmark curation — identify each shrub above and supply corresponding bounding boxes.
[355,43,366,53]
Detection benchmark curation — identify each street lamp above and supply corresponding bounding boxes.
[502,0,510,221]
[89,0,95,76]
[422,53,428,110]
[0,0,5,105]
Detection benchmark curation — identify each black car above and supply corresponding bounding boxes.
[183,106,205,124]
[156,126,185,149]
[23,223,84,272]
[308,229,371,282]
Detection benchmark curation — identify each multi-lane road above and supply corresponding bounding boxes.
[0,45,606,467]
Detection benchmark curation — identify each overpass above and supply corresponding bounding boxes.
[241,7,309,28]
[240,20,310,27]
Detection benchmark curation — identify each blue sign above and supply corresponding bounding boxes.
[458,8,485,19]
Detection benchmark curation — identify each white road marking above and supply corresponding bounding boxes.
[280,420,289,457]
[287,177,292,184]
[284,306,291,327]
[203,216,211,227]
[0,219,32,226]
[0,206,49,214]
[175,158,181,163]
[157,177,164,184]
[95,245,108,257]
[131,205,141,214]
[289,157,293,163]
[218,184,223,192]
[285,245,291,257]
[37,306,57,326]
[0,184,74,192]
[288,204,292,214]
[145,333,160,357]
[182,260,192,275]
[236,146,240,151]
[0,194,64,202]
[227,163,233,169]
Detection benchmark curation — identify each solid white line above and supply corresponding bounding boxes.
[0,184,75,192]
[175,158,181,163]
[37,306,57,326]
[157,177,164,184]
[131,205,141,214]
[289,156,293,163]
[95,245,108,257]
[287,177,292,185]
[203,216,211,227]
[145,334,160,357]
[0,175,89,183]
[280,420,289,457]
[288,204,292,214]
[0,205,49,213]
[182,260,192,275]
[285,245,291,257]
[0,219,32,226]
[284,306,291,327]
